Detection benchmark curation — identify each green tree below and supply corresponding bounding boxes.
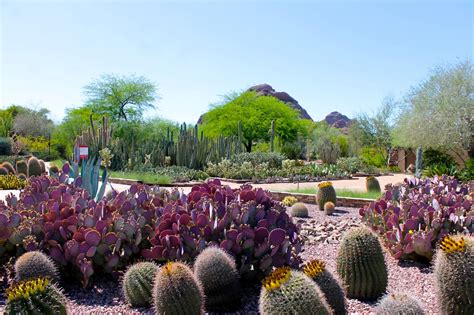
[393,60,473,163]
[200,91,301,152]
[84,74,157,122]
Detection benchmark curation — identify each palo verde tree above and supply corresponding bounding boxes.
[393,60,474,163]
[83,74,157,122]
[200,91,301,152]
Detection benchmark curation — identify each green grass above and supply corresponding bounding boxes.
[283,187,381,199]
[109,171,172,185]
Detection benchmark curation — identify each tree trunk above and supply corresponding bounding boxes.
[244,139,252,152]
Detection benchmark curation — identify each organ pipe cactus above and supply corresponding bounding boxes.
[434,235,474,315]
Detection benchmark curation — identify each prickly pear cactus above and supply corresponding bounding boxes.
[317,182,337,210]
[194,247,241,312]
[259,267,332,315]
[366,176,381,193]
[336,227,387,301]
[5,277,68,315]
[434,235,474,315]
[303,259,347,314]
[291,202,309,217]
[122,262,159,307]
[15,251,59,282]
[376,292,425,315]
[153,262,204,315]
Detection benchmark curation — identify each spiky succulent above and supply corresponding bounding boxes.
[376,292,425,315]
[1,162,16,174]
[434,235,474,315]
[317,181,337,211]
[153,262,205,315]
[15,251,59,282]
[366,176,381,193]
[259,267,332,315]
[324,201,336,215]
[282,196,298,207]
[5,277,68,315]
[16,160,28,177]
[291,202,309,217]
[27,157,43,177]
[122,261,159,307]
[303,259,346,314]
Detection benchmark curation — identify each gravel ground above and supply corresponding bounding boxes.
[0,203,440,314]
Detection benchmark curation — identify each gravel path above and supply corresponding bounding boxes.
[0,199,440,314]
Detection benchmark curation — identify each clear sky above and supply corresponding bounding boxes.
[1,0,472,124]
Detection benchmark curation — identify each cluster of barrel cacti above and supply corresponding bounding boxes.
[0,155,47,179]
[360,175,473,261]
[317,181,337,211]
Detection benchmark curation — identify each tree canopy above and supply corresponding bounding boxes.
[83,74,157,122]
[393,60,473,162]
[200,91,302,152]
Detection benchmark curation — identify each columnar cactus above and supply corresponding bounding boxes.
[15,251,59,282]
[122,262,159,307]
[376,292,425,315]
[303,259,346,315]
[259,267,332,315]
[366,176,381,193]
[16,160,28,176]
[317,181,337,210]
[5,277,68,315]
[27,157,43,177]
[194,247,241,312]
[291,202,309,217]
[1,162,16,174]
[434,235,474,315]
[336,227,387,300]
[324,201,336,215]
[153,262,205,315]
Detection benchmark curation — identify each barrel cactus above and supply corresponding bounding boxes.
[366,176,381,193]
[39,160,46,173]
[291,202,309,218]
[1,162,16,174]
[317,182,336,210]
[303,259,346,314]
[49,164,60,175]
[434,235,474,315]
[153,262,204,315]
[0,167,8,175]
[259,267,332,315]
[16,160,28,176]
[15,251,59,282]
[27,157,43,177]
[5,277,68,315]
[122,261,159,307]
[17,173,27,180]
[336,227,387,300]
[194,247,241,312]
[324,201,336,215]
[376,292,425,315]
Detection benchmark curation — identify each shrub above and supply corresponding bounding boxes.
[14,251,59,282]
[360,176,473,261]
[230,152,284,169]
[0,137,12,155]
[153,262,204,315]
[0,174,27,190]
[422,148,456,168]
[336,227,387,301]
[194,247,241,312]
[434,235,474,315]
[282,196,298,207]
[376,292,425,315]
[360,146,386,168]
[291,202,309,217]
[122,262,159,307]
[5,277,68,315]
[336,157,363,174]
[259,267,331,315]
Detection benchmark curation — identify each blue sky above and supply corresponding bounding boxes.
[1,0,472,123]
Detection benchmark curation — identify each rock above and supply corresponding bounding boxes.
[324,111,351,130]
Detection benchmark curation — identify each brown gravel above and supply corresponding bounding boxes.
[0,203,440,314]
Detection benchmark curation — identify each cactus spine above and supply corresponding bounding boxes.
[15,251,59,282]
[366,176,381,193]
[122,262,159,307]
[290,202,309,218]
[194,247,241,312]
[27,157,43,177]
[303,259,347,315]
[376,292,425,315]
[153,262,204,315]
[317,181,337,210]
[259,267,332,315]
[5,277,68,315]
[434,235,474,315]
[336,227,387,301]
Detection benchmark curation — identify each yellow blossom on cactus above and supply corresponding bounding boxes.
[440,235,466,254]
[282,196,298,206]
[409,230,414,234]
[262,266,291,291]
[318,181,333,189]
[6,277,49,302]
[303,259,326,278]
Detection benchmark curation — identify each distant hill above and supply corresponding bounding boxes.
[324,111,351,133]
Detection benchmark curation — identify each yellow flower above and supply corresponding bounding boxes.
[262,267,291,291]
[303,259,325,278]
[6,277,49,302]
[318,181,333,189]
[440,236,466,254]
